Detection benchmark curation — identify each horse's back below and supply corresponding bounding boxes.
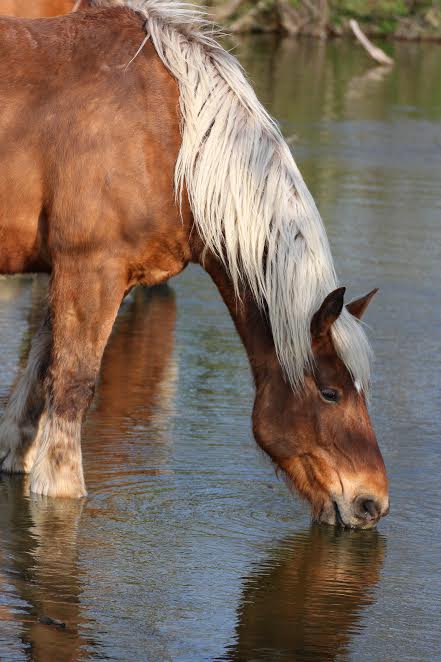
[0,1,74,17]
[0,8,185,278]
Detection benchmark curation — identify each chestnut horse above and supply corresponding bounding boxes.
[0,0,389,527]
[0,0,75,17]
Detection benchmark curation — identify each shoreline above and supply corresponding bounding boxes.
[210,1,441,43]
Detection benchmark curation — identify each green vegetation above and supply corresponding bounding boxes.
[206,0,441,39]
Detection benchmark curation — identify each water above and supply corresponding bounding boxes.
[1,35,441,661]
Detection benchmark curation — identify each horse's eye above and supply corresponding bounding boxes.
[320,388,340,403]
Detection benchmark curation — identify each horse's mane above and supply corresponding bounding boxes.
[87,0,372,391]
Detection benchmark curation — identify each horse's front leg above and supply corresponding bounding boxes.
[29,259,126,498]
[0,310,51,474]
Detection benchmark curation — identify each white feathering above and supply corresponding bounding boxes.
[89,0,373,391]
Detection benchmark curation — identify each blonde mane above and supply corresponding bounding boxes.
[88,0,372,391]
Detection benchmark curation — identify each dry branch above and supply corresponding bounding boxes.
[349,19,394,66]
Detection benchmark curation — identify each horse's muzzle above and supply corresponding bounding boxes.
[316,493,389,529]
[332,493,390,529]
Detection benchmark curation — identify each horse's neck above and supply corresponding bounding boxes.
[201,252,281,388]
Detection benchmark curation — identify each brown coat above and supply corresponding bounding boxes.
[0,6,388,527]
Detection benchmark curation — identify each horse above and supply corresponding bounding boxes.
[0,0,75,17]
[0,0,389,528]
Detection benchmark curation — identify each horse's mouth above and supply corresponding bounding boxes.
[333,500,346,527]
[315,498,381,529]
[331,499,381,530]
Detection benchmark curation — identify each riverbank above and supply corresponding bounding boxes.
[1,1,439,41]
[209,1,441,41]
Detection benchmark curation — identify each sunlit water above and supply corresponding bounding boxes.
[1,33,441,662]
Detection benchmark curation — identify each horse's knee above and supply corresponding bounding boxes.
[48,371,96,419]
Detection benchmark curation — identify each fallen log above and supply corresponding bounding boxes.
[349,19,394,66]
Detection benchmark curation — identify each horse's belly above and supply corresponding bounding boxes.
[0,215,48,274]
[0,169,48,274]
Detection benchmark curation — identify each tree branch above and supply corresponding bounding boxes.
[350,19,394,66]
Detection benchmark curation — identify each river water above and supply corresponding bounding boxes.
[0,33,440,662]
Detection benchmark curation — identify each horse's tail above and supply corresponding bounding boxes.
[91,0,373,392]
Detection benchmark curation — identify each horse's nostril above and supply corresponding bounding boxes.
[355,497,381,521]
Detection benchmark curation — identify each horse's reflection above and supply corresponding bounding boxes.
[0,284,178,660]
[95,285,177,424]
[0,481,88,661]
[223,525,386,661]
[84,285,178,490]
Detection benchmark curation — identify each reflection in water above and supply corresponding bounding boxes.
[234,35,441,126]
[0,483,89,661]
[95,286,177,424]
[223,527,386,662]
[0,285,178,660]
[345,64,393,104]
[84,285,178,494]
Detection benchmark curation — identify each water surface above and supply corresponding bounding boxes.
[1,36,441,661]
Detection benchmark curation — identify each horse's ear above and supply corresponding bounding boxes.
[311,287,346,339]
[346,288,378,320]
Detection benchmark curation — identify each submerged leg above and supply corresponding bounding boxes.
[29,260,126,498]
[0,310,51,474]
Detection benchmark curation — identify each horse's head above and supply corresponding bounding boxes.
[253,287,389,529]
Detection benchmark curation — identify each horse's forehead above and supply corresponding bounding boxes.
[312,337,354,387]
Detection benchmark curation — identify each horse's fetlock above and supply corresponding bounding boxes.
[29,413,86,498]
